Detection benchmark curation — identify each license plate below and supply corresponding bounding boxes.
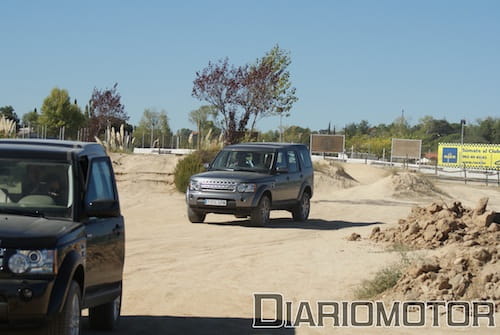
[204,199,227,206]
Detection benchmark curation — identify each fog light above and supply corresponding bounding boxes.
[19,288,33,301]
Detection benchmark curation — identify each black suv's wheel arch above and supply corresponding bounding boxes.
[47,250,84,316]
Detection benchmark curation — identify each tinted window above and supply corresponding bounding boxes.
[276,151,287,170]
[211,150,275,172]
[86,160,115,202]
[299,148,313,168]
[287,151,299,173]
[0,159,73,218]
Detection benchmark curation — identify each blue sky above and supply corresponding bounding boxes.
[1,0,499,132]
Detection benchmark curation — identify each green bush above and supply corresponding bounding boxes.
[174,149,219,193]
[354,265,403,299]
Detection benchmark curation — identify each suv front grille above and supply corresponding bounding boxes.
[200,179,237,192]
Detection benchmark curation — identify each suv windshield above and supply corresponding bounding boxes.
[0,159,73,219]
[211,150,275,173]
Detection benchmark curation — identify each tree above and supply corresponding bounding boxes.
[192,58,243,144]
[22,108,39,126]
[39,88,85,139]
[188,105,220,146]
[244,45,298,133]
[192,46,298,144]
[283,125,311,145]
[476,117,500,143]
[89,83,129,139]
[188,105,217,132]
[134,108,172,148]
[0,105,20,125]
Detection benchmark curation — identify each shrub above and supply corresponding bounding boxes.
[354,265,403,299]
[95,125,135,153]
[174,149,219,193]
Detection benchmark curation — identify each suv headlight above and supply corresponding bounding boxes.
[8,250,57,275]
[237,183,256,193]
[189,179,201,191]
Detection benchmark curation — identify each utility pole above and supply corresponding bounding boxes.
[150,123,154,148]
[279,114,283,142]
[460,119,466,145]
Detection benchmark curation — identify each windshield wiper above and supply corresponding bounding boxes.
[211,168,234,171]
[0,208,45,218]
[232,167,258,172]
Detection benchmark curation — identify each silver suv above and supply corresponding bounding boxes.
[186,143,314,226]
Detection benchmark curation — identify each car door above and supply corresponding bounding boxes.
[272,150,289,203]
[83,157,125,293]
[285,150,302,200]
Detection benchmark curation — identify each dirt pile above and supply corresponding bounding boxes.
[371,198,499,302]
[313,161,358,191]
[389,171,447,198]
[388,246,499,302]
[370,197,498,248]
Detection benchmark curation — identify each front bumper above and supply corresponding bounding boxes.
[186,189,258,214]
[0,278,54,327]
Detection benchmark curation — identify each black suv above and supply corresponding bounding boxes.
[0,139,124,334]
[186,143,314,226]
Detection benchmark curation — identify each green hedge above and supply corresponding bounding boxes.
[174,149,219,193]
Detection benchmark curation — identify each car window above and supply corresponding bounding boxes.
[0,159,73,218]
[86,159,115,203]
[212,150,275,172]
[276,151,287,170]
[287,151,299,173]
[298,148,312,168]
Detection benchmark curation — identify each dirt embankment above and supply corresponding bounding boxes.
[371,198,499,303]
[110,153,179,193]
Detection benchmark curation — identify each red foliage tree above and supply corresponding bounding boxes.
[88,83,129,139]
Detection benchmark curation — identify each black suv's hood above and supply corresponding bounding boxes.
[0,215,82,249]
[194,170,274,182]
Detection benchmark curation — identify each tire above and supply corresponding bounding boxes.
[292,192,310,222]
[188,207,206,223]
[88,287,122,331]
[250,195,271,226]
[46,281,81,335]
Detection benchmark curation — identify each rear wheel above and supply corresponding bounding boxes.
[188,207,206,223]
[89,287,122,331]
[292,192,310,221]
[250,195,271,226]
[46,281,81,335]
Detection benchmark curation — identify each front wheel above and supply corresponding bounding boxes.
[188,207,206,223]
[292,192,310,222]
[250,195,271,226]
[88,288,122,331]
[46,281,81,335]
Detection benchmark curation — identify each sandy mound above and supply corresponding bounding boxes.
[371,198,500,303]
[390,171,448,198]
[110,153,180,194]
[313,161,358,191]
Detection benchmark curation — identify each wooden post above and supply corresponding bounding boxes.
[463,164,467,184]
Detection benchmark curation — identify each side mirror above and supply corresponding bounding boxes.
[203,163,210,170]
[276,166,289,174]
[86,199,120,218]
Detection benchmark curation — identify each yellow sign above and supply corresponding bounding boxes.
[438,143,500,170]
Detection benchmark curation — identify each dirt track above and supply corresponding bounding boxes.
[79,154,500,335]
